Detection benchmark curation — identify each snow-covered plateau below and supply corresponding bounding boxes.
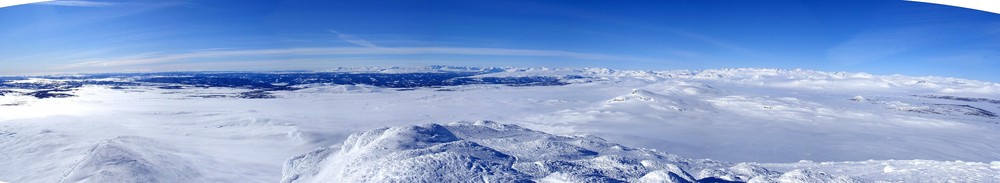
[1,66,999,182]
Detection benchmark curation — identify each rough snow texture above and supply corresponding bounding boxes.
[60,136,202,183]
[282,121,703,183]
[282,121,998,183]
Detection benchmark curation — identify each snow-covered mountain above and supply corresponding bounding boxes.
[1,66,999,182]
[282,121,996,183]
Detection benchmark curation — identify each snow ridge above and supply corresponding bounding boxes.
[281,121,873,183]
[59,136,202,183]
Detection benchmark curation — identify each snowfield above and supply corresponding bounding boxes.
[1,67,999,182]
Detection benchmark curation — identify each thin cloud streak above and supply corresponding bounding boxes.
[37,0,112,7]
[57,47,653,69]
[0,0,51,8]
[54,30,661,72]
[826,20,1000,66]
[329,30,380,48]
[673,31,759,57]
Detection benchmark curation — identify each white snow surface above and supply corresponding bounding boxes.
[2,67,1000,182]
[281,121,998,183]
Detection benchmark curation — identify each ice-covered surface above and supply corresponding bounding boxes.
[1,66,999,182]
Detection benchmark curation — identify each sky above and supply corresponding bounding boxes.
[0,0,998,81]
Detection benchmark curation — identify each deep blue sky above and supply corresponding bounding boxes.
[1,0,998,81]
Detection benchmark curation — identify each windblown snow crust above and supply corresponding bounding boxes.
[60,136,202,183]
[281,121,999,183]
[281,121,707,182]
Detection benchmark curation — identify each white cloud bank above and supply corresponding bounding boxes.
[909,0,1000,14]
[0,0,51,8]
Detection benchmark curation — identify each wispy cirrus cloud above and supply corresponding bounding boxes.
[56,30,655,71]
[0,0,113,8]
[825,14,1000,66]
[58,46,647,69]
[329,30,380,48]
[38,0,113,7]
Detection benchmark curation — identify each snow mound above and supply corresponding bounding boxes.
[652,81,723,96]
[751,169,855,183]
[60,136,202,183]
[280,121,862,183]
[608,89,661,103]
[605,89,707,112]
[282,123,532,183]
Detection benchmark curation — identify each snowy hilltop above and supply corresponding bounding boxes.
[281,121,998,183]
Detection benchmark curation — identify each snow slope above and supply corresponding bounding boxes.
[282,121,999,182]
[60,136,203,183]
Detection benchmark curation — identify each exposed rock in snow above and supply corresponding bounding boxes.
[290,84,383,94]
[608,89,660,103]
[747,169,855,183]
[761,159,1000,182]
[698,163,780,182]
[605,89,710,112]
[871,99,999,121]
[282,122,535,183]
[282,121,717,182]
